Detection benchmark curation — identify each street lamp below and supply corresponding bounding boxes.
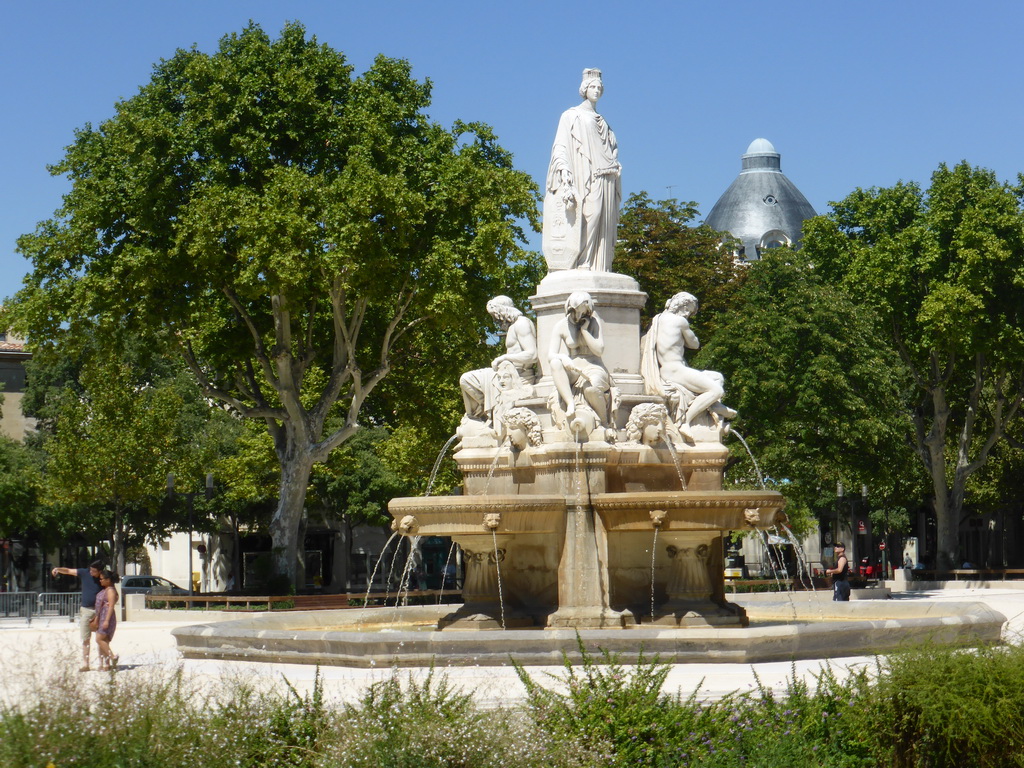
[167,473,214,596]
[837,482,870,569]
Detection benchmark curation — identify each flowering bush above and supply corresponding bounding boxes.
[3,640,1024,767]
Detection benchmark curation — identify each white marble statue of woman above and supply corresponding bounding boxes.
[541,68,621,272]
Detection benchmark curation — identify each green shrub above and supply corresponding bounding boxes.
[0,666,211,768]
[513,638,879,768]
[208,669,331,768]
[324,667,575,767]
[514,637,685,766]
[5,637,1024,767]
[863,643,1024,768]
[682,666,875,768]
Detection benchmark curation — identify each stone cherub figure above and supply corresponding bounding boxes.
[548,290,612,433]
[542,68,621,272]
[459,296,538,432]
[641,291,737,441]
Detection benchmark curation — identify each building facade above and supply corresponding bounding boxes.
[0,333,34,439]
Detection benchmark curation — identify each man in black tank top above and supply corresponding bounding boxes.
[826,542,851,601]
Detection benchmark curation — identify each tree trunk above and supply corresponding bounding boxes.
[933,492,959,571]
[232,514,241,593]
[113,506,127,621]
[112,506,126,578]
[269,451,314,592]
[924,382,958,571]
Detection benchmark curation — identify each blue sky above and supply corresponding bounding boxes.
[2,1,1022,302]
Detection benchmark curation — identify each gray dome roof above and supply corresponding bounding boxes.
[744,137,776,155]
[704,138,817,260]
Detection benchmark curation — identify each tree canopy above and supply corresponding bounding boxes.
[0,436,42,540]
[699,247,918,532]
[615,192,745,330]
[802,162,1024,568]
[6,22,540,586]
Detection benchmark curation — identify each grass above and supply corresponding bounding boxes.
[3,639,1024,767]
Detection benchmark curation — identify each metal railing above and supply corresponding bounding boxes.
[0,592,80,625]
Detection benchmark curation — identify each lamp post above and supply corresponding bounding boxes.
[835,481,844,552]
[167,473,214,596]
[837,482,870,569]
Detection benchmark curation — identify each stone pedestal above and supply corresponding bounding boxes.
[438,538,534,630]
[530,270,647,395]
[547,498,635,629]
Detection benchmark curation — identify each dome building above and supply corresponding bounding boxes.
[704,138,817,260]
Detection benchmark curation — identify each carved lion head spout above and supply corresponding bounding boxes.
[743,508,762,528]
[649,509,668,528]
[397,515,419,536]
[483,513,502,531]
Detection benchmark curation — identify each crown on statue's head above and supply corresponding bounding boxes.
[581,68,602,83]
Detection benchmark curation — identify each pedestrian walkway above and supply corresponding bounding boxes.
[3,588,1023,709]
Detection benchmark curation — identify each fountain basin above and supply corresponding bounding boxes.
[389,494,565,536]
[388,488,788,630]
[172,598,1006,668]
[592,490,786,531]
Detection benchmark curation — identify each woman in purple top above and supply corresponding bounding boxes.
[94,569,120,670]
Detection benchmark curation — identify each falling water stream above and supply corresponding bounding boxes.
[424,434,462,609]
[779,522,815,592]
[663,436,689,491]
[426,434,460,497]
[491,529,507,630]
[390,535,421,622]
[650,526,660,621]
[729,430,822,617]
[364,532,399,606]
[756,529,798,620]
[730,430,765,490]
[482,440,508,496]
[437,540,459,605]
[778,521,825,620]
[382,537,406,601]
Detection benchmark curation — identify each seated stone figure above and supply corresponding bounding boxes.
[548,291,612,432]
[459,296,537,430]
[640,292,736,441]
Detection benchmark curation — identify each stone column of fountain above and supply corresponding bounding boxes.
[388,67,787,631]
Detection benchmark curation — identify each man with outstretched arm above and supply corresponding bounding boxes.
[51,559,105,671]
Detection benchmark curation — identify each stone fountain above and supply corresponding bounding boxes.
[390,66,784,632]
[172,69,1005,667]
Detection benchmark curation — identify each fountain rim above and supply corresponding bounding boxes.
[171,599,1007,668]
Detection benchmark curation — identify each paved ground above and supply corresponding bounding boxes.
[4,588,1024,710]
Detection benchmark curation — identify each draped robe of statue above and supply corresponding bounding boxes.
[543,104,621,272]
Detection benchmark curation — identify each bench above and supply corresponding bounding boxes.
[910,569,1024,581]
[145,589,462,611]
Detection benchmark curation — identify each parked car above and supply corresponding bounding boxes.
[120,575,188,596]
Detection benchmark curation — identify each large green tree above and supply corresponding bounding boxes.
[615,192,745,330]
[802,162,1024,568]
[699,248,918,532]
[6,23,538,586]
